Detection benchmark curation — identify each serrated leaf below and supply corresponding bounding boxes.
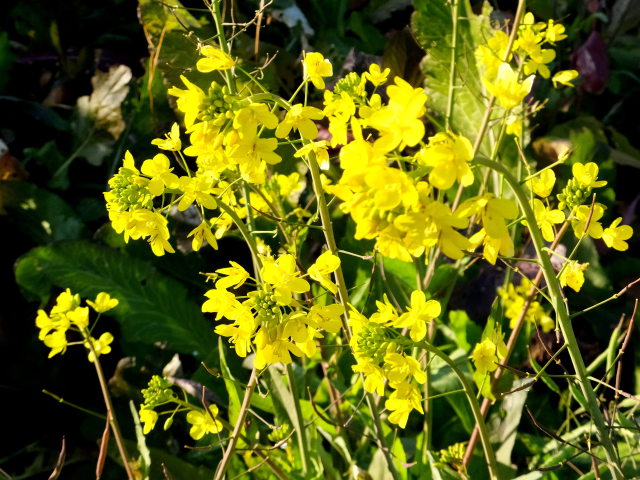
[412,0,493,153]
[15,241,216,358]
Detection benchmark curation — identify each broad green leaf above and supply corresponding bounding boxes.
[23,141,70,189]
[493,378,530,467]
[0,180,85,242]
[412,0,493,154]
[448,310,482,352]
[15,241,216,358]
[430,349,475,433]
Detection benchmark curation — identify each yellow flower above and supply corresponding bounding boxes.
[307,304,344,334]
[367,77,427,151]
[303,51,333,89]
[393,291,441,342]
[51,289,81,315]
[87,292,119,313]
[545,19,567,43]
[476,30,511,79]
[530,199,565,241]
[139,408,158,435]
[168,75,205,128]
[529,169,556,198]
[294,140,330,169]
[307,251,340,294]
[560,261,588,292]
[363,63,390,87]
[43,330,68,358]
[186,405,223,440]
[602,218,633,251]
[385,381,423,428]
[571,203,604,239]
[85,332,114,362]
[275,104,324,140]
[177,174,217,211]
[523,47,556,78]
[417,132,474,190]
[151,122,182,151]
[67,306,90,329]
[471,339,499,374]
[384,353,426,386]
[141,153,179,197]
[188,221,218,251]
[352,358,386,396]
[483,63,534,109]
[261,254,310,305]
[214,261,250,290]
[572,162,607,188]
[552,70,579,88]
[196,45,234,72]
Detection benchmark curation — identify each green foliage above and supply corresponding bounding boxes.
[15,241,216,357]
[412,0,493,152]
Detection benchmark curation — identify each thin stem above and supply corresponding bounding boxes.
[444,0,459,131]
[214,369,258,480]
[463,220,569,466]
[306,150,399,480]
[83,334,135,480]
[286,364,310,473]
[210,0,236,95]
[217,199,262,273]
[476,156,624,479]
[419,342,499,480]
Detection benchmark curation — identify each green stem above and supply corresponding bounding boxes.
[476,156,624,479]
[214,369,258,480]
[210,0,236,95]
[286,364,310,473]
[419,342,499,480]
[83,331,136,480]
[217,199,262,273]
[445,0,459,131]
[306,151,399,480]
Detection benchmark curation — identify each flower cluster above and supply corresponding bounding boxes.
[138,375,223,440]
[498,278,554,332]
[349,291,441,427]
[470,329,507,400]
[202,251,344,369]
[35,290,117,361]
[476,12,578,134]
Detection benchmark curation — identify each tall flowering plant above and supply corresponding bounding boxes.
[34,1,636,479]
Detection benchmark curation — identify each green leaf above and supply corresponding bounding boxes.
[0,180,85,241]
[137,0,207,88]
[412,0,493,153]
[218,338,242,425]
[0,32,15,94]
[493,378,530,467]
[430,349,475,433]
[15,241,216,358]
[448,310,482,352]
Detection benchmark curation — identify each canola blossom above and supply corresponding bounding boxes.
[92,8,634,440]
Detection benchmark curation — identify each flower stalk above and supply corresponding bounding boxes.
[476,156,624,479]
